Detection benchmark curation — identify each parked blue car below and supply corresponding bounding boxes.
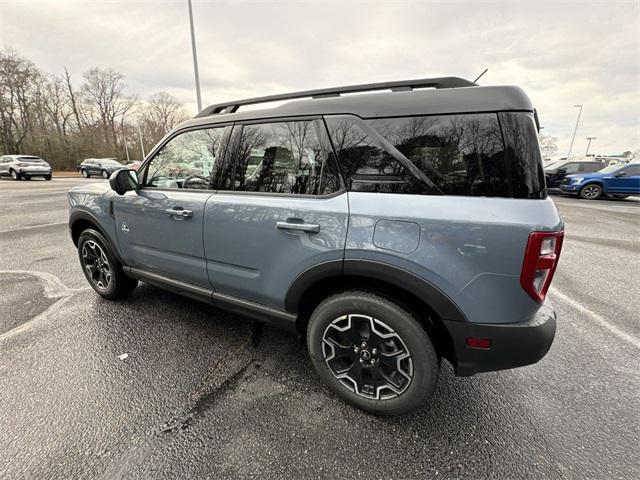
[560,163,640,199]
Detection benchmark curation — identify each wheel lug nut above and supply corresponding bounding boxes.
[361,342,367,348]
[370,359,375,365]
[371,348,377,355]
[359,358,364,364]
[354,346,359,353]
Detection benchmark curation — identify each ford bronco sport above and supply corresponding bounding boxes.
[68,77,563,415]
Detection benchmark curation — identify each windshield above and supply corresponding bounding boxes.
[544,161,561,170]
[597,165,622,174]
[544,161,566,171]
[101,159,121,165]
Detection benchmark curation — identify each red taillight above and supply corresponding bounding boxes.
[465,337,492,349]
[520,231,564,304]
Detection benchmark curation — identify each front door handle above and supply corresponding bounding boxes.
[165,207,193,219]
[276,221,320,234]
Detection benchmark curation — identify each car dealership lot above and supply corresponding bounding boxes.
[1,178,638,479]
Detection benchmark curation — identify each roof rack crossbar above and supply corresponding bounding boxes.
[196,76,476,118]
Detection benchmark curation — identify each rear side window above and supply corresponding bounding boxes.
[583,163,604,172]
[212,120,342,195]
[326,114,510,197]
[498,112,546,198]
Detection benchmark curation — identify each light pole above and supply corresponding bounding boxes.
[585,137,597,157]
[188,0,202,112]
[138,125,145,159]
[566,104,583,160]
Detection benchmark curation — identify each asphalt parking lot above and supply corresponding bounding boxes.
[1,178,638,480]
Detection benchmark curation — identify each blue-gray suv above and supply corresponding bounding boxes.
[68,77,564,415]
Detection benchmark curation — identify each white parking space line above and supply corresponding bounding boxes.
[0,189,71,197]
[549,287,640,350]
[0,221,67,234]
[0,270,90,341]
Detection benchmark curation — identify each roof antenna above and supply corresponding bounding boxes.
[473,68,488,83]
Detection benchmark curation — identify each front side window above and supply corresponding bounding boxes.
[144,127,227,190]
[622,165,640,176]
[212,120,342,195]
[326,114,510,196]
[562,163,580,174]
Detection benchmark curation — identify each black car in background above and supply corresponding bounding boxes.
[77,158,126,178]
[544,160,605,188]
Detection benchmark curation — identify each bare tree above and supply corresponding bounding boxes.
[539,134,559,160]
[82,67,137,152]
[138,91,189,150]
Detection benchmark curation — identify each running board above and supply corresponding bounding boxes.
[123,267,297,332]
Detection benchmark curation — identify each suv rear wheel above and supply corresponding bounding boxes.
[307,291,439,415]
[77,228,138,299]
[101,170,109,179]
[579,183,602,200]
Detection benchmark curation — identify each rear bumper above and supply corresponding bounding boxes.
[20,167,51,176]
[444,304,556,377]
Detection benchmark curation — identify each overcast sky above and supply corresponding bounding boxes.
[1,0,638,156]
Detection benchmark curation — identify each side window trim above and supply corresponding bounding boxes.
[139,123,232,191]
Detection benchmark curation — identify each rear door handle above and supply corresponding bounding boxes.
[165,207,193,219]
[276,221,320,234]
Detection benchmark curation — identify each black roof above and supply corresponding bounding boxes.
[179,77,534,130]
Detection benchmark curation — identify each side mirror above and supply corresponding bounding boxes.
[109,168,139,195]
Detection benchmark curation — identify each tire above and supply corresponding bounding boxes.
[579,183,602,200]
[613,194,629,199]
[77,228,138,300]
[101,170,109,179]
[10,169,21,180]
[45,174,52,181]
[307,291,439,415]
[81,169,89,178]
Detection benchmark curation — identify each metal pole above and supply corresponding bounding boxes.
[138,125,145,159]
[567,104,582,160]
[188,0,202,112]
[585,137,596,156]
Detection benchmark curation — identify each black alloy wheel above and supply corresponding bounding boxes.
[81,239,112,291]
[322,314,413,400]
[308,291,439,415]
[77,229,138,299]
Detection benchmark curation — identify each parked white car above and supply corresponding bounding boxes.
[0,155,52,180]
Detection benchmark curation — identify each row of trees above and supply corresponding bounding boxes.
[0,47,190,170]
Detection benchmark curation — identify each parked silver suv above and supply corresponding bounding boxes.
[0,155,52,180]
[68,77,563,415]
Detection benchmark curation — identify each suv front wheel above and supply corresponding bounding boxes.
[307,291,439,415]
[77,229,138,299]
[579,183,602,200]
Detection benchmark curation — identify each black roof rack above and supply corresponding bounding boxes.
[195,76,476,118]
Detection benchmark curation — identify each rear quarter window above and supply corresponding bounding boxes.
[326,114,511,197]
[498,112,546,198]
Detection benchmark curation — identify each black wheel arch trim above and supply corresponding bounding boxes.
[284,258,467,323]
[69,210,125,265]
